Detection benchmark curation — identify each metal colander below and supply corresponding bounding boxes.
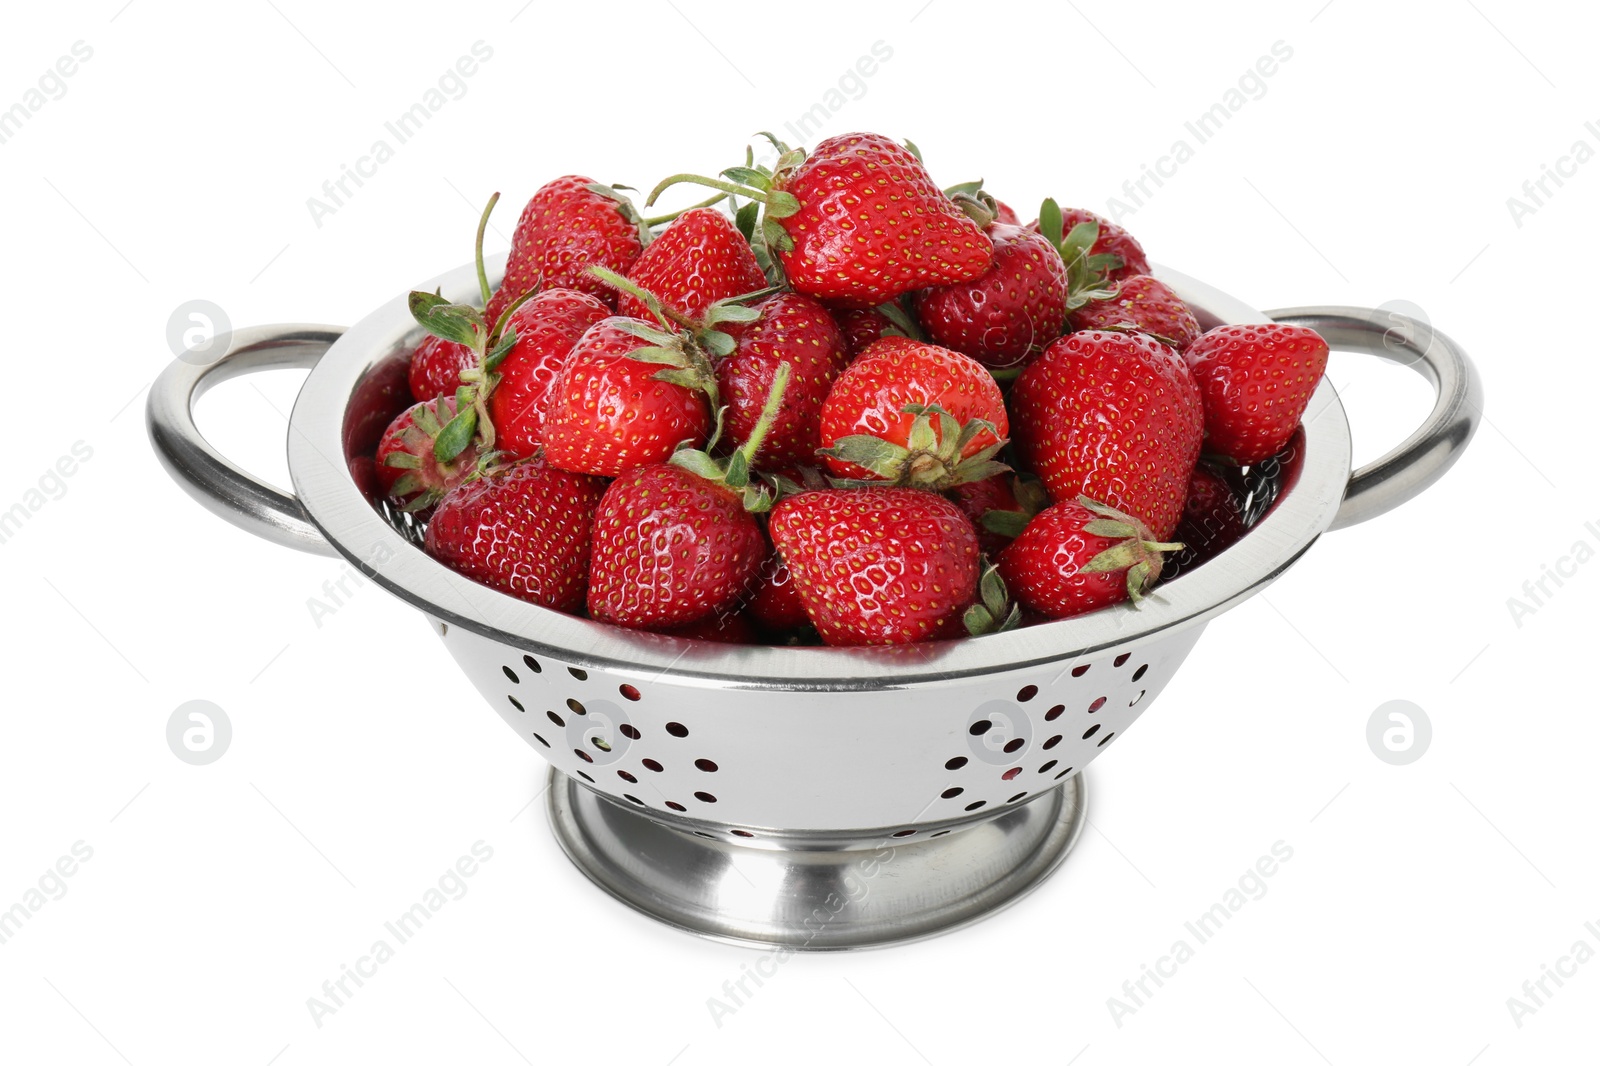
[148,258,1481,949]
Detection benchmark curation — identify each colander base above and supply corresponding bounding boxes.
[546,768,1088,951]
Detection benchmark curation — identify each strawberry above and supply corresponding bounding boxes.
[993,200,1021,226]
[586,365,793,629]
[818,336,1009,489]
[616,207,768,323]
[998,497,1182,619]
[1068,274,1201,352]
[484,289,610,459]
[716,292,849,469]
[1183,323,1330,464]
[408,335,476,402]
[647,132,993,307]
[424,457,606,612]
[833,306,898,355]
[374,396,481,511]
[1009,329,1203,539]
[486,176,644,324]
[915,223,1070,367]
[540,308,718,477]
[1029,206,1150,281]
[1167,463,1247,576]
[949,474,1049,557]
[768,488,980,646]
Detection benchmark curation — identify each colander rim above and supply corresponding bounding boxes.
[285,257,1352,689]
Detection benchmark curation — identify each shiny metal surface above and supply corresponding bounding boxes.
[547,767,1088,950]
[147,325,344,557]
[1266,307,1483,530]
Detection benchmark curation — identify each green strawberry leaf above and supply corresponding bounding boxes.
[433,405,478,463]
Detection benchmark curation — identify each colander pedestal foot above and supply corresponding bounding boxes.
[545,768,1088,950]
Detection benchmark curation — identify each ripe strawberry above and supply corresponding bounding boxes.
[424,457,606,612]
[1068,274,1202,352]
[485,289,610,459]
[998,497,1182,619]
[1183,323,1330,464]
[915,223,1070,367]
[586,365,794,629]
[948,474,1049,557]
[716,292,849,469]
[993,200,1021,226]
[768,488,980,646]
[486,176,644,324]
[1168,463,1247,576]
[375,396,481,510]
[408,335,475,402]
[616,207,767,323]
[1009,330,1203,539]
[833,306,898,355]
[541,316,716,477]
[648,132,993,307]
[1029,207,1150,281]
[818,336,1009,489]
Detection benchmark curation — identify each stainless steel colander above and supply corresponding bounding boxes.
[147,258,1481,949]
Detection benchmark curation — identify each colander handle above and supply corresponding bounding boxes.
[147,324,345,557]
[1263,306,1482,530]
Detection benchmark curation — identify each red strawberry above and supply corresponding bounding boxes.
[1029,207,1150,281]
[1068,274,1201,352]
[716,292,849,469]
[998,497,1181,619]
[818,336,1009,488]
[616,207,767,323]
[993,200,1021,226]
[541,317,716,477]
[1009,330,1203,539]
[1169,463,1247,574]
[408,335,475,402]
[587,463,768,628]
[586,365,794,629]
[486,176,644,324]
[1183,323,1330,464]
[424,457,606,612]
[769,488,981,646]
[948,474,1049,557]
[832,306,898,355]
[649,132,993,307]
[748,553,811,633]
[915,223,1070,367]
[374,396,481,510]
[485,289,610,459]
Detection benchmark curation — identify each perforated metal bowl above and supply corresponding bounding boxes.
[148,257,1481,948]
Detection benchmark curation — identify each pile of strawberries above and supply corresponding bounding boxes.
[372,132,1329,647]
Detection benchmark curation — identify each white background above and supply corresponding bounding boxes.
[2,1,1596,1063]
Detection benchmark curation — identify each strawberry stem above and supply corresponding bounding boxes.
[641,189,731,227]
[736,361,792,468]
[473,192,499,308]
[587,265,694,332]
[645,174,768,208]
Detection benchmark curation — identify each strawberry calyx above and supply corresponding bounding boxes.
[964,561,1022,636]
[667,361,794,513]
[1075,496,1185,603]
[820,403,1010,492]
[587,267,723,407]
[582,181,655,248]
[943,179,1000,229]
[1037,198,1122,312]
